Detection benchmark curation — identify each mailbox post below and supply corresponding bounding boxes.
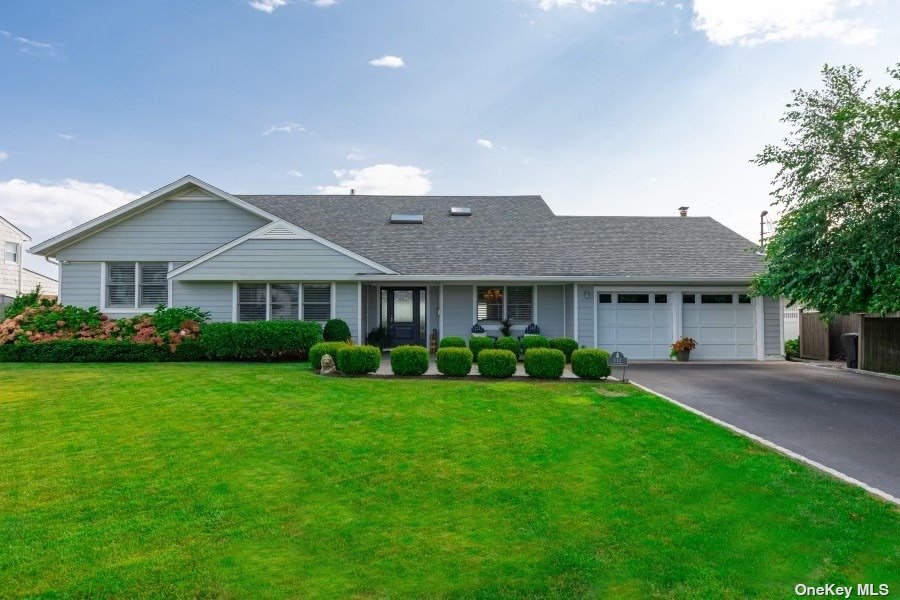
[609,351,628,382]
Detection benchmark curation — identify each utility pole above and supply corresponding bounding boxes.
[759,210,768,250]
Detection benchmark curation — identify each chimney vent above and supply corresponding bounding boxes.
[678,206,689,217]
[350,188,356,195]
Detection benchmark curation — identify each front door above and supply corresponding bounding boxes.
[384,288,425,347]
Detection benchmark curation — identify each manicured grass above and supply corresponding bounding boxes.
[1,363,897,598]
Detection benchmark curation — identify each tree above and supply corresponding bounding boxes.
[752,64,900,318]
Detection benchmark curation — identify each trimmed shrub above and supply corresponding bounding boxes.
[323,319,352,342]
[468,336,495,362]
[390,345,429,376]
[0,339,203,363]
[495,336,520,358]
[477,349,517,378]
[549,337,579,363]
[571,348,611,379]
[521,335,550,352]
[335,345,382,375]
[310,341,351,369]
[201,320,323,361]
[436,347,473,377]
[524,348,565,379]
[439,336,466,348]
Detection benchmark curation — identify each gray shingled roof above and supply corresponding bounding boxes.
[237,194,762,278]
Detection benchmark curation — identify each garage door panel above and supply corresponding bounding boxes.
[699,310,742,326]
[699,327,738,342]
[596,292,672,358]
[681,296,756,359]
[616,310,652,325]
[618,344,654,359]
[683,311,700,327]
[736,327,755,343]
[737,311,754,326]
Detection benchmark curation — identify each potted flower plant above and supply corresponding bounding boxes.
[670,337,697,362]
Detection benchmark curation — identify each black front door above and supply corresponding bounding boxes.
[385,288,425,346]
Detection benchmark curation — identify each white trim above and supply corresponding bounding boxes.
[99,262,105,309]
[265,283,272,321]
[630,381,899,506]
[778,297,786,357]
[672,289,683,343]
[357,282,362,344]
[472,285,477,325]
[298,283,304,320]
[755,297,765,361]
[573,284,579,345]
[533,284,539,324]
[29,175,280,256]
[424,286,430,347]
[592,288,598,349]
[232,282,238,323]
[330,282,336,319]
[168,220,396,280]
[562,284,566,337]
[167,262,174,307]
[356,274,754,284]
[439,283,444,339]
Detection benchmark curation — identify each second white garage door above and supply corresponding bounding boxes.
[682,293,756,359]
[596,292,673,359]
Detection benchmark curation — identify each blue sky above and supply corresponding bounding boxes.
[2,0,899,277]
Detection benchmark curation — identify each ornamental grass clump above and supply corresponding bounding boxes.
[436,347,473,377]
[476,349,517,378]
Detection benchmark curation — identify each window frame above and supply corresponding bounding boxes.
[476,285,534,324]
[4,241,20,264]
[302,283,333,323]
[102,262,171,312]
[233,282,334,323]
[138,262,169,309]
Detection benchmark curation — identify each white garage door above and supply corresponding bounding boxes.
[596,292,673,359]
[682,293,756,359]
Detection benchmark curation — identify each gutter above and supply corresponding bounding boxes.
[352,274,754,285]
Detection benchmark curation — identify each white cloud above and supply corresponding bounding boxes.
[249,0,287,13]
[58,133,74,141]
[476,139,494,149]
[0,179,139,246]
[0,151,8,162]
[317,164,432,195]
[287,169,304,177]
[347,148,366,161]
[369,55,405,68]
[692,0,879,46]
[263,122,305,135]
[312,0,338,5]
[536,0,613,12]
[0,29,60,58]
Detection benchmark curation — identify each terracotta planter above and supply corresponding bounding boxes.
[677,350,691,362]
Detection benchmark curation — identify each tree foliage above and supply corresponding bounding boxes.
[752,64,900,317]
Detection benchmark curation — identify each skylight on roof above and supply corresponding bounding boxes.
[390,214,424,224]
[450,207,472,216]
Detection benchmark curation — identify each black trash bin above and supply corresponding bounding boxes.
[842,333,859,368]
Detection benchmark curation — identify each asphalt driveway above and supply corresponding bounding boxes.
[627,362,900,499]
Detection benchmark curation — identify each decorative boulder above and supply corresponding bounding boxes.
[320,353,337,375]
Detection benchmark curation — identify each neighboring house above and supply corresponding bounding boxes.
[29,176,785,360]
[1,215,58,300]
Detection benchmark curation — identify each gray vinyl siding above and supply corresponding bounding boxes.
[537,285,564,338]
[59,263,100,308]
[55,197,268,262]
[366,285,379,334]
[335,282,360,343]
[442,285,473,339]
[576,284,594,347]
[564,284,574,339]
[172,281,234,322]
[174,239,382,281]
[428,285,439,343]
[763,296,782,356]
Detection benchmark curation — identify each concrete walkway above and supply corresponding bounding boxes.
[375,353,581,378]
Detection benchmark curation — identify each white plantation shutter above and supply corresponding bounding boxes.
[238,284,267,322]
[139,263,168,308]
[477,287,503,322]
[271,284,300,320]
[107,263,136,308]
[303,284,331,321]
[506,286,533,323]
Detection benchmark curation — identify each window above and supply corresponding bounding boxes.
[682,293,696,304]
[303,284,331,321]
[738,294,752,304]
[654,294,668,304]
[107,263,137,308]
[238,284,267,321]
[618,294,649,304]
[701,294,734,304]
[4,241,19,263]
[477,287,504,321]
[598,293,612,304]
[271,284,300,320]
[506,287,533,323]
[139,263,168,308]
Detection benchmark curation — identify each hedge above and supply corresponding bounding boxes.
[0,339,204,363]
[524,348,566,379]
[335,345,382,375]
[477,349,517,378]
[549,337,579,363]
[323,319,352,342]
[310,341,351,370]
[201,320,323,360]
[468,336,495,362]
[390,345,429,376]
[439,336,467,349]
[521,335,550,352]
[495,336,520,358]
[436,347,473,377]
[571,348,611,379]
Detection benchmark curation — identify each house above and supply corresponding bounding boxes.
[1,215,58,300]
[28,175,785,360]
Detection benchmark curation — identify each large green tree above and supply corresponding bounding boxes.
[753,64,900,317]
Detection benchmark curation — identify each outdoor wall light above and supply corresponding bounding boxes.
[584,290,590,299]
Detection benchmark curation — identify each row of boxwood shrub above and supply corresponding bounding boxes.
[463,335,580,362]
[0,320,324,363]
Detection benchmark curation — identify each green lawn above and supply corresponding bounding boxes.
[1,364,897,599]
